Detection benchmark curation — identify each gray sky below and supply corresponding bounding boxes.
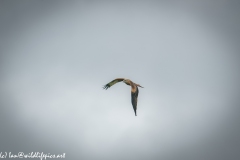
[0,1,240,160]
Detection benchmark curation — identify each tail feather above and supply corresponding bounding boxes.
[136,84,144,88]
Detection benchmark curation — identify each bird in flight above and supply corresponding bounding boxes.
[103,78,143,116]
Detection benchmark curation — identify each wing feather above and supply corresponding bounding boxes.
[131,86,139,116]
[103,78,124,90]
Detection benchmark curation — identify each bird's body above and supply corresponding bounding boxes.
[103,78,143,116]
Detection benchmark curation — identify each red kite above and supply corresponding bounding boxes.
[103,78,143,116]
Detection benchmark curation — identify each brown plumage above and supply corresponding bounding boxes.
[103,78,143,116]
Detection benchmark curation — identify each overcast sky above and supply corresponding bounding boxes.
[0,1,240,160]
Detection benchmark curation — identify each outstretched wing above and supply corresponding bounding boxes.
[131,86,139,116]
[103,78,124,90]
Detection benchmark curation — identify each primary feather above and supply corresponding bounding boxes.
[103,78,124,89]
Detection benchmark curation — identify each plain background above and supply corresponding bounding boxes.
[0,1,240,160]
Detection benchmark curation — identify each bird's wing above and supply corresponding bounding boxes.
[103,78,124,90]
[131,85,139,116]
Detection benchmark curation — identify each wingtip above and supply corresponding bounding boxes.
[102,85,108,90]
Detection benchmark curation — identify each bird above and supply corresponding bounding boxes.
[103,78,143,116]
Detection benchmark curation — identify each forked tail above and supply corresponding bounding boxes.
[136,84,144,88]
